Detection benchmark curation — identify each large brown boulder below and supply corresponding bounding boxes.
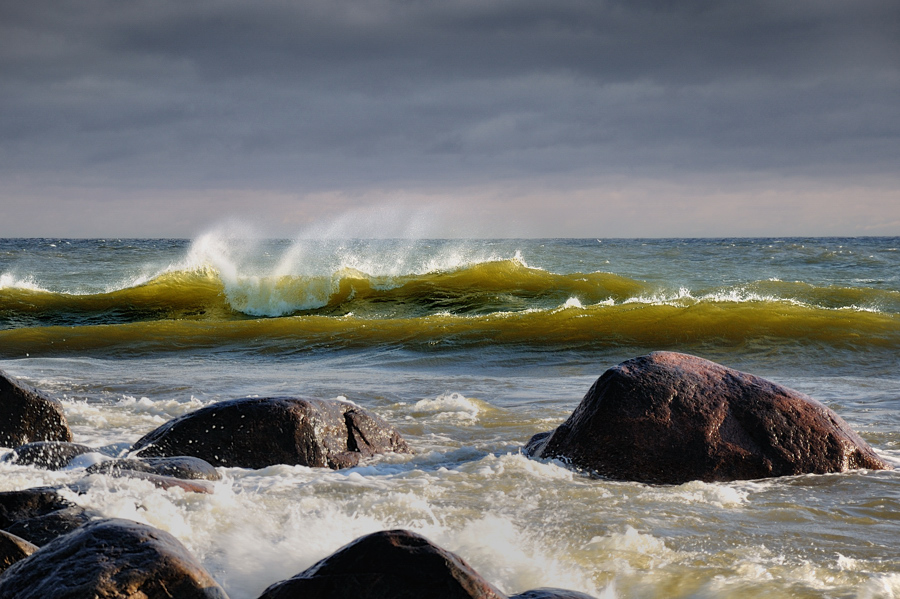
[131,397,410,469]
[525,352,891,484]
[0,518,229,599]
[257,529,506,599]
[0,371,72,448]
[0,487,93,546]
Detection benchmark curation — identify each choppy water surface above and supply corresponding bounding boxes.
[1,234,899,598]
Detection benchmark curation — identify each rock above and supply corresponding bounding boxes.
[0,371,72,448]
[0,518,229,599]
[0,487,93,546]
[131,397,410,469]
[89,469,215,494]
[257,529,505,599]
[87,456,221,481]
[0,531,37,574]
[510,589,598,599]
[526,352,892,484]
[2,441,96,469]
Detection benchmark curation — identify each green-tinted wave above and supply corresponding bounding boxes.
[2,300,897,358]
[4,259,900,332]
[0,270,230,328]
[0,260,646,327]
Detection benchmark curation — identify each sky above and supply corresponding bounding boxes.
[1,0,899,238]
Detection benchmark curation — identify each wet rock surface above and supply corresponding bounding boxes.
[89,469,215,494]
[87,456,221,480]
[131,397,410,469]
[526,352,891,484]
[0,531,37,574]
[257,529,506,599]
[2,441,96,469]
[510,589,599,599]
[0,518,229,599]
[0,371,72,448]
[0,487,93,546]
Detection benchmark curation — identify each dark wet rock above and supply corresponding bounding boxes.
[1,441,96,469]
[89,469,215,494]
[0,518,229,599]
[87,456,221,481]
[526,352,892,484]
[258,529,505,599]
[0,531,37,574]
[131,397,410,469]
[510,589,598,599]
[0,371,72,448]
[0,487,93,546]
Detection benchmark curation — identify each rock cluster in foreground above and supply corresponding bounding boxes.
[0,353,893,596]
[526,351,891,484]
[0,520,594,599]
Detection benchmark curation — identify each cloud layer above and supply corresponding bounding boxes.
[2,0,899,236]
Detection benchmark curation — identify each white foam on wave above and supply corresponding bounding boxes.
[164,217,529,316]
[62,395,208,445]
[857,573,900,599]
[613,284,890,314]
[0,272,48,292]
[445,514,610,597]
[561,297,584,309]
[621,286,796,307]
[458,451,581,484]
[586,526,676,572]
[644,479,751,508]
[53,448,612,599]
[411,392,483,422]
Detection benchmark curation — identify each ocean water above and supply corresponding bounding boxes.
[1,233,899,598]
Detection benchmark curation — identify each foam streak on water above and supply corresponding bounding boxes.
[1,236,899,598]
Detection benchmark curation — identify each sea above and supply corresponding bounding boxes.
[1,233,899,598]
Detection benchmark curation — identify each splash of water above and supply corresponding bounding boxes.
[173,210,520,316]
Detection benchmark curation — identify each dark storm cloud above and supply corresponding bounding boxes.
[1,0,899,192]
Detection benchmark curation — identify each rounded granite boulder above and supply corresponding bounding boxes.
[0,518,229,599]
[526,352,891,484]
[131,397,409,469]
[257,529,506,599]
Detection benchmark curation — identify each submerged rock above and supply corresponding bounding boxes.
[0,487,93,546]
[0,371,72,448]
[87,456,221,481]
[0,518,229,599]
[0,531,37,574]
[131,397,409,469]
[526,352,891,484]
[86,468,216,494]
[510,590,599,599]
[257,529,506,599]
[2,441,96,469]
